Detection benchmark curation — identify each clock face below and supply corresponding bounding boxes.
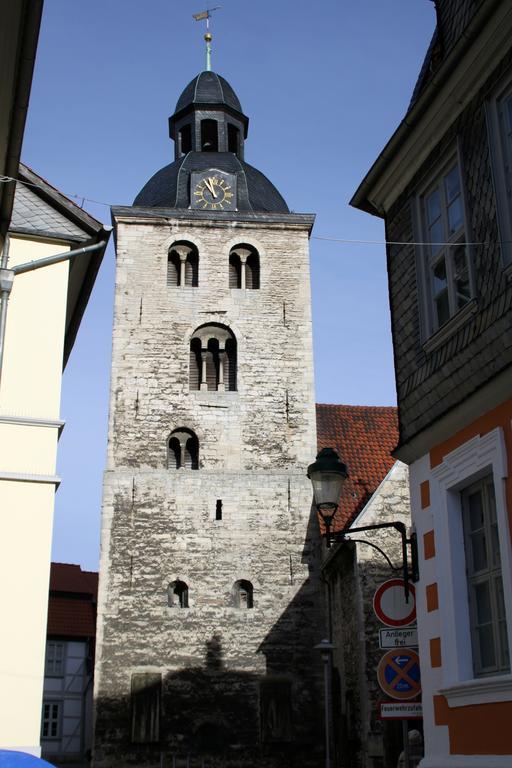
[191,171,236,211]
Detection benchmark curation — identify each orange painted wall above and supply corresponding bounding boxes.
[434,695,512,754]
[428,398,512,755]
[430,398,512,537]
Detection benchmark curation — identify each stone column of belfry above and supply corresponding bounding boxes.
[93,67,324,768]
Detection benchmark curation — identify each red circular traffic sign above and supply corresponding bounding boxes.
[377,649,421,701]
[373,578,416,627]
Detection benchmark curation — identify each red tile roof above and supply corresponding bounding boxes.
[47,563,98,639]
[47,596,96,638]
[316,404,399,532]
[50,562,98,597]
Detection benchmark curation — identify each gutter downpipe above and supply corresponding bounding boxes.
[0,239,107,393]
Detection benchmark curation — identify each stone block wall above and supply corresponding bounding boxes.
[93,212,324,767]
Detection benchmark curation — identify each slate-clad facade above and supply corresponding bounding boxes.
[93,71,324,768]
[352,2,512,766]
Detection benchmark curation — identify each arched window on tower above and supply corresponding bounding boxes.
[168,580,189,608]
[201,119,218,152]
[232,580,253,609]
[168,428,199,470]
[189,324,237,392]
[228,245,260,290]
[167,241,199,287]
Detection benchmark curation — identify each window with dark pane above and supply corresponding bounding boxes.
[461,475,510,676]
[421,161,471,333]
[42,701,61,739]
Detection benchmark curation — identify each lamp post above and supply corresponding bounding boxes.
[307,447,348,547]
[315,639,335,768]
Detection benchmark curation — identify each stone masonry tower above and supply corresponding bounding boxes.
[94,70,323,768]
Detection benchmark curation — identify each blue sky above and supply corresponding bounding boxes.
[21,0,436,570]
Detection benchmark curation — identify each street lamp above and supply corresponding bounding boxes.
[307,447,348,547]
[315,639,335,768]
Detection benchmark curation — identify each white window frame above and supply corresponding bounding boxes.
[414,148,476,343]
[45,641,65,677]
[41,699,62,740]
[430,427,512,706]
[461,475,510,677]
[486,76,512,269]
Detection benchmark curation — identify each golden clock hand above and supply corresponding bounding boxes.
[205,177,218,198]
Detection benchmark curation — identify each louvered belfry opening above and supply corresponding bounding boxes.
[168,428,199,470]
[206,338,220,391]
[246,252,260,289]
[189,324,237,392]
[229,253,242,288]
[201,119,218,152]
[228,123,240,155]
[179,123,192,155]
[168,241,199,287]
[167,251,180,286]
[225,338,237,391]
[229,244,260,290]
[189,337,202,390]
[168,436,181,468]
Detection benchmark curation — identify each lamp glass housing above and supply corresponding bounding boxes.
[309,470,345,512]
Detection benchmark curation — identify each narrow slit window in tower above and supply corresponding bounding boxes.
[168,580,189,608]
[216,500,222,520]
[233,579,253,609]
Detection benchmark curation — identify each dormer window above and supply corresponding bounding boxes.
[201,120,218,152]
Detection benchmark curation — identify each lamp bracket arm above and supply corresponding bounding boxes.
[331,520,418,602]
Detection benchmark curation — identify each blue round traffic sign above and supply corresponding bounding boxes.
[377,649,421,701]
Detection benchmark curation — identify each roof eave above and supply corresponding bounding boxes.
[350,0,508,216]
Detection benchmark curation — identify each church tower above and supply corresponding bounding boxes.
[94,65,323,767]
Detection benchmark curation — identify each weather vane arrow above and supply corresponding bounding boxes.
[193,6,221,71]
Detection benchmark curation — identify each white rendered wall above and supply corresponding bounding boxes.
[0,236,69,755]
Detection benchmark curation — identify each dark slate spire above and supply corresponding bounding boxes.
[133,71,288,213]
[174,71,243,115]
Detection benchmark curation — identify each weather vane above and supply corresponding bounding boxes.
[193,6,221,71]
